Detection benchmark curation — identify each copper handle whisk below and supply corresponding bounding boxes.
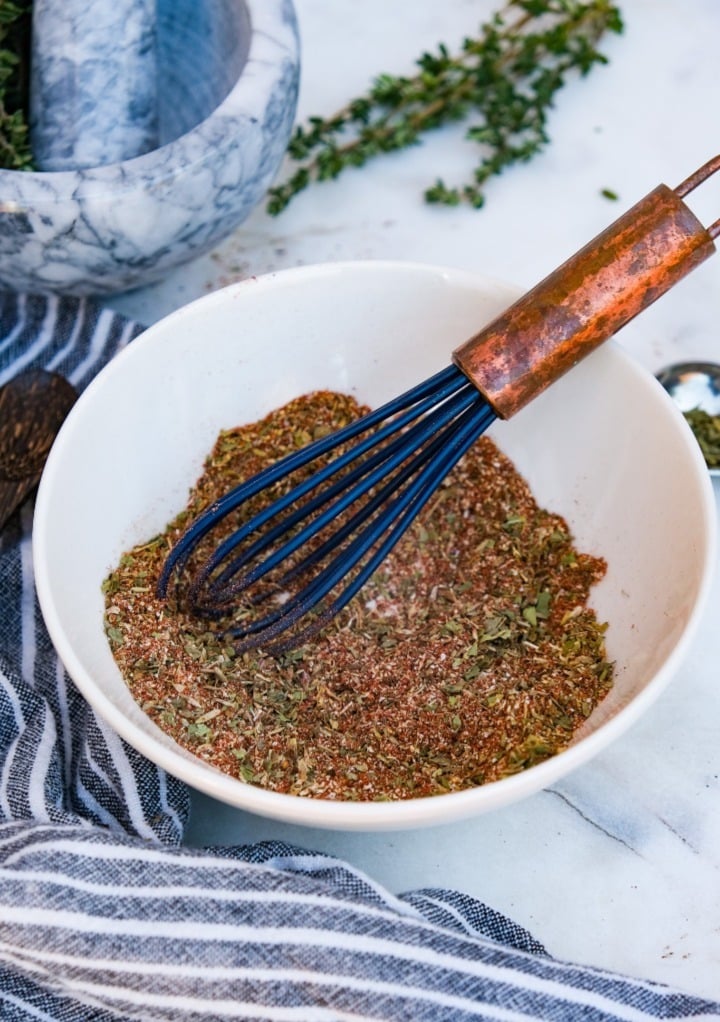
[455,156,720,415]
[158,156,720,654]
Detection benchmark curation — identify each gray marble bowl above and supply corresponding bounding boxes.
[0,0,300,296]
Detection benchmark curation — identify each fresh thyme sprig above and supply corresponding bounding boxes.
[0,0,33,171]
[267,0,623,215]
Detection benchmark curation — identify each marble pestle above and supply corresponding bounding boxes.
[29,0,158,171]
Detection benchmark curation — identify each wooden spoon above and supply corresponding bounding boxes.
[0,368,77,530]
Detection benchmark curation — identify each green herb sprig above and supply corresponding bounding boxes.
[267,0,623,215]
[0,0,33,170]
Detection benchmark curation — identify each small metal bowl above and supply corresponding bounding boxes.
[656,361,720,477]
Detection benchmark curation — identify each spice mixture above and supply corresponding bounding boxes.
[103,391,613,801]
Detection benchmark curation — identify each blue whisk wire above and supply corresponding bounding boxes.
[158,363,497,653]
[229,396,496,653]
[199,380,480,604]
[157,364,464,596]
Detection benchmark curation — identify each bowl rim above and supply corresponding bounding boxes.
[33,259,718,831]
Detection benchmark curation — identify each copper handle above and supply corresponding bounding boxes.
[453,156,720,419]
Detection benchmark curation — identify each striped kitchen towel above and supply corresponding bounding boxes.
[1,289,719,1021]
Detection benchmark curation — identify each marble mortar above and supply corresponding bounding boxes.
[0,0,300,296]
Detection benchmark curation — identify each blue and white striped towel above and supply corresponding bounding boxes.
[1,290,718,1021]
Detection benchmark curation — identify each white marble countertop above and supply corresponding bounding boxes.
[108,0,720,1001]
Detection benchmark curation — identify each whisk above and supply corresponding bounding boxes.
[158,156,720,654]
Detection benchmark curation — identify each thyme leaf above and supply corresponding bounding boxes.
[267,0,623,215]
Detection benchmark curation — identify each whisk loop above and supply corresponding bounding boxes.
[157,365,495,653]
[158,156,720,653]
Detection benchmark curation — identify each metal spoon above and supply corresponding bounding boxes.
[655,360,720,476]
[0,368,77,530]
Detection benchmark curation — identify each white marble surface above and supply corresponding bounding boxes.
[108,0,720,1001]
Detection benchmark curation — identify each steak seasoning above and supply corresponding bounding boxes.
[103,391,613,801]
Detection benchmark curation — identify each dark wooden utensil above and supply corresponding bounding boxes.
[0,368,77,530]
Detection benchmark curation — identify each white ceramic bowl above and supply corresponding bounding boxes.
[34,261,716,830]
[0,0,299,296]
